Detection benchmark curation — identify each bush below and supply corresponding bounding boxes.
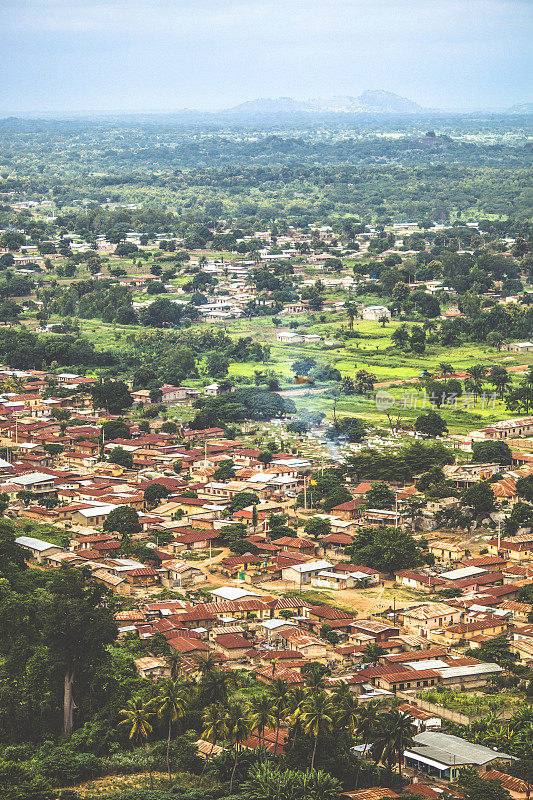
[38,747,102,786]
[103,747,148,775]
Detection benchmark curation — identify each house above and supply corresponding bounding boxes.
[340,790,399,800]
[255,666,304,686]
[14,535,62,563]
[281,559,333,586]
[160,385,200,403]
[362,305,391,321]
[274,536,316,556]
[308,605,354,631]
[276,331,303,343]
[311,570,356,590]
[160,560,206,589]
[480,417,533,440]
[134,656,170,681]
[280,628,328,659]
[397,703,441,731]
[437,661,503,689]
[403,731,515,782]
[508,341,533,352]
[330,499,362,520]
[374,669,441,693]
[441,618,508,646]
[429,541,469,563]
[125,567,159,590]
[11,472,56,495]
[482,770,531,799]
[401,603,461,636]
[350,619,400,642]
[168,529,219,551]
[487,534,533,562]
[214,633,251,660]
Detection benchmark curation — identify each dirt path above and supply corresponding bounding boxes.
[277,387,331,397]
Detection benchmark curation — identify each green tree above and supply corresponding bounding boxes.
[41,567,117,734]
[344,300,358,332]
[199,703,228,786]
[267,678,290,754]
[363,643,386,664]
[488,365,512,398]
[157,679,188,786]
[458,766,513,800]
[228,492,260,513]
[119,697,155,790]
[206,353,229,378]
[103,505,141,539]
[354,369,377,396]
[108,446,133,469]
[297,691,335,769]
[226,702,252,792]
[516,475,533,502]
[249,694,276,758]
[213,459,235,481]
[304,516,332,539]
[91,380,133,414]
[465,364,487,405]
[346,526,425,574]
[472,440,512,465]
[415,410,448,437]
[144,482,171,507]
[364,482,395,510]
[462,481,495,514]
[102,418,131,441]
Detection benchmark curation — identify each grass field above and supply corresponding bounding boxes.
[25,245,533,437]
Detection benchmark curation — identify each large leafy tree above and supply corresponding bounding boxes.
[346,526,426,574]
[41,567,117,734]
[90,380,133,415]
[103,505,141,539]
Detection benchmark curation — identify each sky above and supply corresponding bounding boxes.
[1,0,531,115]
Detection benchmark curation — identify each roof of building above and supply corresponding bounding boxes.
[14,535,59,551]
[406,731,515,767]
[215,633,250,649]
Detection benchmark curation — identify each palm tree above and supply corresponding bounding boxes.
[465,364,487,405]
[335,690,359,735]
[488,365,512,399]
[199,703,228,786]
[387,709,416,775]
[297,690,335,769]
[193,651,218,677]
[226,702,251,793]
[344,300,358,332]
[198,668,230,706]
[363,642,387,664]
[157,680,188,786]
[437,362,454,379]
[167,651,182,681]
[301,662,329,692]
[119,697,155,790]
[354,702,379,785]
[267,678,290,754]
[249,694,276,758]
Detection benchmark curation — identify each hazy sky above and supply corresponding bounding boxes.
[1,0,531,114]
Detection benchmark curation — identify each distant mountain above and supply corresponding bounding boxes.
[507,102,533,114]
[224,90,424,115]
